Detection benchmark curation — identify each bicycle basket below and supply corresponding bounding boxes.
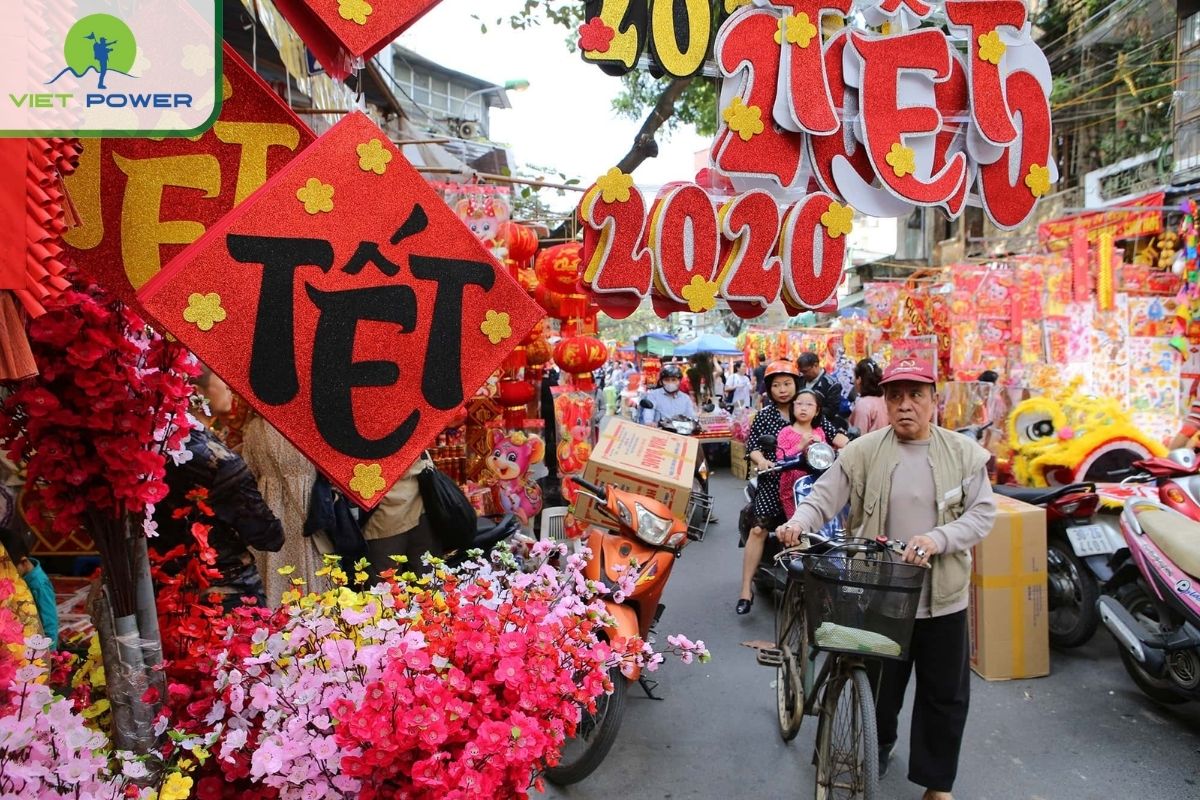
[803,539,926,661]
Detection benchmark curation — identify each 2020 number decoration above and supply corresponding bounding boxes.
[579,0,716,78]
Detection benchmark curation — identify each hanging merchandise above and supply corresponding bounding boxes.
[138,113,543,509]
[1172,199,1200,354]
[467,429,545,526]
[554,336,608,390]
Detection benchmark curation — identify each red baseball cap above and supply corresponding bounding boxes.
[880,358,936,385]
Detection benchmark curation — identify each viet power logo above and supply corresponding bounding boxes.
[12,13,192,112]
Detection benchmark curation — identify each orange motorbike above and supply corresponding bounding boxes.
[545,475,693,786]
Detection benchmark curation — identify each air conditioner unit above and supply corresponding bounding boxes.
[457,120,481,140]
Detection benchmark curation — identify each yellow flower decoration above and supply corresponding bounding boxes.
[349,463,386,502]
[722,97,764,142]
[356,139,392,175]
[724,0,752,12]
[885,142,916,178]
[774,13,818,48]
[820,201,854,239]
[977,30,1006,66]
[1025,163,1051,198]
[297,178,334,214]
[160,773,194,800]
[595,167,635,204]
[338,0,373,26]
[681,275,719,313]
[481,309,513,344]
[182,292,226,332]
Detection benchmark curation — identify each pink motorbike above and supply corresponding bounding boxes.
[1098,497,1200,704]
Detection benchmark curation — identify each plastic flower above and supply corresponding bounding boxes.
[296,177,334,214]
[480,309,513,344]
[577,18,615,53]
[722,96,764,142]
[182,292,227,332]
[1025,163,1051,198]
[978,30,1007,65]
[681,276,720,313]
[821,201,854,239]
[885,142,916,178]
[775,13,818,48]
[338,0,373,26]
[595,167,635,204]
[350,463,386,501]
[160,773,194,800]
[356,138,393,175]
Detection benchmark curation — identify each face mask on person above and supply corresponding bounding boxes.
[662,380,680,394]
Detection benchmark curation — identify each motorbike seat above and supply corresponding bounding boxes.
[1136,508,1200,580]
[993,483,1093,506]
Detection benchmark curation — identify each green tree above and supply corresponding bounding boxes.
[480,1,717,174]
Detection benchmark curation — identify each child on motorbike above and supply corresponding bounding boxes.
[777,390,849,518]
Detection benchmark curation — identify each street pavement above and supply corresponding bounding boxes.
[538,470,1200,800]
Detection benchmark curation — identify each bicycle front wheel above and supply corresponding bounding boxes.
[814,665,879,800]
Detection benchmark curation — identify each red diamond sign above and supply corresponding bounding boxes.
[139,112,544,508]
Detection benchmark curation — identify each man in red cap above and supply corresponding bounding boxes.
[778,358,995,800]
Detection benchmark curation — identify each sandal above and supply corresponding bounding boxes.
[735,596,753,615]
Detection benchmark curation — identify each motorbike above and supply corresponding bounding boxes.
[1098,497,1200,704]
[545,475,692,785]
[639,398,714,540]
[739,433,844,597]
[992,482,1105,648]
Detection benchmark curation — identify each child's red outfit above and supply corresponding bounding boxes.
[777,426,827,518]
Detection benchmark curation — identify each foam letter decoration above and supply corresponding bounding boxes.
[61,46,316,315]
[778,192,849,310]
[648,183,720,316]
[807,28,876,202]
[580,0,650,75]
[848,29,969,212]
[944,0,1029,148]
[137,113,543,509]
[717,190,783,318]
[649,0,715,77]
[273,0,442,80]
[976,69,1053,230]
[859,0,933,31]
[933,48,972,219]
[765,0,854,135]
[579,169,652,319]
[712,7,807,190]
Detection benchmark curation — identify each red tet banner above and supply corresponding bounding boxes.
[580,0,1055,319]
[1037,192,1166,252]
[61,45,316,313]
[138,113,543,508]
[273,0,442,79]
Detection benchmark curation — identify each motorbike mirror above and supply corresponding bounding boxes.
[758,434,777,452]
[639,398,655,409]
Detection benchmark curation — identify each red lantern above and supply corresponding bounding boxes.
[497,221,539,266]
[498,378,536,427]
[554,336,608,390]
[535,242,583,295]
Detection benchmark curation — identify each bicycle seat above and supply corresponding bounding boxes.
[1135,508,1200,580]
[993,483,1093,506]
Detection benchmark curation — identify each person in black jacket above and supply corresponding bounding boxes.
[151,369,284,611]
[797,352,844,423]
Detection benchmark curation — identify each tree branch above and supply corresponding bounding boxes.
[615,77,694,174]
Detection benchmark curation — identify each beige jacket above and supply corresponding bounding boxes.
[362,454,432,541]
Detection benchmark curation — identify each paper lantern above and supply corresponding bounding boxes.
[555,336,608,389]
[535,242,583,295]
[502,344,527,374]
[526,336,553,367]
[498,221,539,266]
[498,378,536,427]
[517,266,539,294]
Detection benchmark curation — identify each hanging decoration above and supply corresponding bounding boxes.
[469,428,545,526]
[137,113,543,509]
[61,46,316,315]
[272,0,444,80]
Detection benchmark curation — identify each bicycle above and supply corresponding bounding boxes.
[758,537,927,799]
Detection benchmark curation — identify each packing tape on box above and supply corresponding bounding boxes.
[969,505,1044,677]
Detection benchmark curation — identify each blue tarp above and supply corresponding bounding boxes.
[674,334,743,357]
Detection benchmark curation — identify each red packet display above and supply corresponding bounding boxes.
[62,45,316,313]
[138,112,544,508]
[273,0,441,79]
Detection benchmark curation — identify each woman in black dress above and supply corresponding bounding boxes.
[737,360,802,614]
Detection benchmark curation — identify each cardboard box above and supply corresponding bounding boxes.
[969,496,1049,681]
[731,438,748,480]
[573,417,698,528]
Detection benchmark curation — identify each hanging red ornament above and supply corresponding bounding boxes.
[497,378,536,427]
[526,336,553,368]
[497,221,540,266]
[535,242,583,295]
[554,336,608,389]
[502,344,528,374]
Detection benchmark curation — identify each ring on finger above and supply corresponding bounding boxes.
[915,547,927,558]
